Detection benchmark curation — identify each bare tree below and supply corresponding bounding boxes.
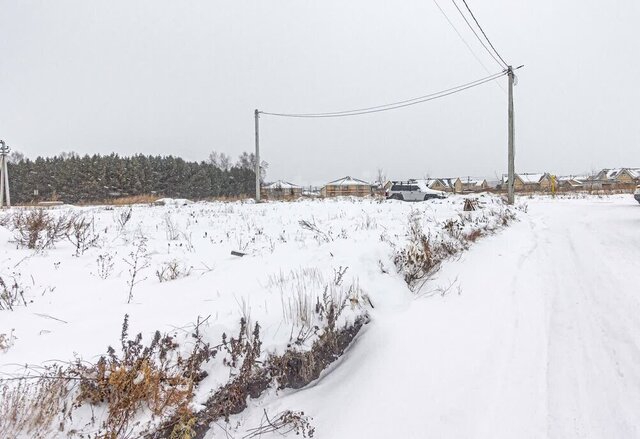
[237,152,269,182]
[8,151,25,164]
[376,168,387,187]
[208,151,232,171]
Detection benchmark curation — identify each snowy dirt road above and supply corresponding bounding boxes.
[240,196,640,439]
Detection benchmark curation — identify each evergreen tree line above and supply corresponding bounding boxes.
[6,151,265,204]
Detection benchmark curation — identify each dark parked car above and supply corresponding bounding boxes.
[634,185,640,204]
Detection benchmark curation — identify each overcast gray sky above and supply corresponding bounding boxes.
[1,0,638,185]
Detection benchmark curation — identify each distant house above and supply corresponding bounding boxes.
[501,173,554,192]
[538,174,556,191]
[321,176,374,197]
[457,177,489,193]
[501,174,525,191]
[557,176,585,190]
[595,168,640,188]
[422,178,456,192]
[261,180,302,199]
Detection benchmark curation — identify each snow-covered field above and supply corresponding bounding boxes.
[1,194,638,438]
[0,194,514,437]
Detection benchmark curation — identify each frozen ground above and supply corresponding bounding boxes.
[216,195,640,439]
[1,194,639,438]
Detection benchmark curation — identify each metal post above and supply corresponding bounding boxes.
[507,66,515,205]
[254,109,261,202]
[0,155,5,208]
[3,156,10,207]
[0,140,8,208]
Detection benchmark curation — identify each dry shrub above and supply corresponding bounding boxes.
[152,319,268,439]
[7,209,99,254]
[67,214,100,255]
[10,209,77,250]
[74,315,214,439]
[178,311,366,439]
[124,236,150,303]
[396,206,518,291]
[3,310,368,439]
[394,212,440,290]
[0,367,73,438]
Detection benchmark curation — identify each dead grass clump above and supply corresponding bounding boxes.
[498,208,517,226]
[299,218,332,243]
[245,409,315,438]
[156,260,191,283]
[164,213,180,241]
[465,228,483,243]
[0,276,27,311]
[96,252,116,279]
[95,195,159,206]
[0,330,16,352]
[116,207,133,231]
[443,217,466,243]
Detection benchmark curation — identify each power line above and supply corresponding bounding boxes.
[460,0,508,68]
[432,0,506,94]
[450,0,506,69]
[433,0,492,75]
[261,70,507,118]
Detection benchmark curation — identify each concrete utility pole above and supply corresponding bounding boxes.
[254,109,261,202]
[507,66,515,205]
[0,140,11,208]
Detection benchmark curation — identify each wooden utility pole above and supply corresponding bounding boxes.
[507,66,515,205]
[254,109,261,202]
[0,140,10,208]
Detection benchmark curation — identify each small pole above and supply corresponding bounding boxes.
[4,155,10,207]
[0,154,4,208]
[254,109,261,202]
[0,140,9,208]
[507,66,515,205]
